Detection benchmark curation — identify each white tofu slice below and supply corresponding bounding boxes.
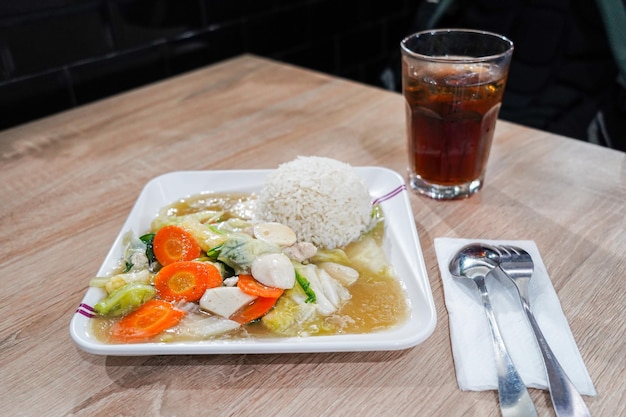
[199,287,257,319]
[253,222,297,247]
[250,253,295,289]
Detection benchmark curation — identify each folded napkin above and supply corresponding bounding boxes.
[434,238,596,396]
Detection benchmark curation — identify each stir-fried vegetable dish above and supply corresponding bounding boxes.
[88,193,409,343]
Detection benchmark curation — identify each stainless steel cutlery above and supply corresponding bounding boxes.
[494,245,591,417]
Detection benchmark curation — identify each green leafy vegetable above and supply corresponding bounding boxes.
[139,233,156,266]
[207,224,224,235]
[260,285,318,335]
[294,269,316,303]
[217,233,279,271]
[94,282,156,317]
[206,243,223,260]
[370,204,383,221]
[89,269,153,294]
[121,231,150,272]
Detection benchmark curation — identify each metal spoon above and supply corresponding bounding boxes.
[449,243,538,417]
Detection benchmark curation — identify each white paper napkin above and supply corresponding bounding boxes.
[434,238,596,396]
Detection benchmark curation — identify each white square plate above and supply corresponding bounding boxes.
[70,167,436,355]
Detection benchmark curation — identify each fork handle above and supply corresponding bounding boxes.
[521,301,591,417]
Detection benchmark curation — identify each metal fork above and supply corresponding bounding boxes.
[495,245,591,417]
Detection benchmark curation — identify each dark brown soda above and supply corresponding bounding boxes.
[403,65,506,185]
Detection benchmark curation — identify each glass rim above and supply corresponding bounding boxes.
[400,28,514,63]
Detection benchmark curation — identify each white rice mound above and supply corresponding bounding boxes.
[256,156,372,249]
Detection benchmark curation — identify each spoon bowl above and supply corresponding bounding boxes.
[449,243,500,280]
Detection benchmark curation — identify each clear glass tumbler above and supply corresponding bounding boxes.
[401,29,513,199]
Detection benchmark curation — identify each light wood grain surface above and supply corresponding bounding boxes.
[1,55,624,417]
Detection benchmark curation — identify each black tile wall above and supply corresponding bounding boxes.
[108,0,205,49]
[245,7,311,56]
[0,0,417,130]
[0,70,74,128]
[71,44,169,104]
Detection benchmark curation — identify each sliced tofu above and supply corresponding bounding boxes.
[250,253,295,289]
[253,222,297,247]
[199,287,257,319]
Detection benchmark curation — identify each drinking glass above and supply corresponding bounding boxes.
[401,29,513,199]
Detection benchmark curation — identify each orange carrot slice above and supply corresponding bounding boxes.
[110,299,185,343]
[155,261,222,302]
[229,296,279,324]
[237,274,284,298]
[153,225,201,266]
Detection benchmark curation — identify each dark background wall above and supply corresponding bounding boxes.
[0,0,417,130]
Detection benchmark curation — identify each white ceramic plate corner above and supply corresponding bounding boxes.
[70,167,436,355]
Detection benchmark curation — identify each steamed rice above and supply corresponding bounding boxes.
[256,156,373,249]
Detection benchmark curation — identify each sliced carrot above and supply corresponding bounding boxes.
[155,261,222,302]
[153,225,201,266]
[229,296,279,324]
[110,299,185,343]
[237,274,284,298]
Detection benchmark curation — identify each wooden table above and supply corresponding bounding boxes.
[1,55,624,417]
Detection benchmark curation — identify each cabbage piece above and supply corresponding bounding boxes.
[151,209,227,253]
[214,218,253,233]
[317,267,351,308]
[262,262,353,336]
[93,282,156,317]
[217,233,279,272]
[369,204,384,224]
[121,231,150,272]
[89,269,153,294]
[261,284,318,336]
[344,235,394,277]
[172,314,241,339]
[294,267,316,303]
[310,248,350,265]
[318,262,359,286]
[177,216,228,253]
[151,209,223,231]
[295,264,349,316]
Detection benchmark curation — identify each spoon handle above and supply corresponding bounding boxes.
[519,298,591,417]
[475,276,538,417]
